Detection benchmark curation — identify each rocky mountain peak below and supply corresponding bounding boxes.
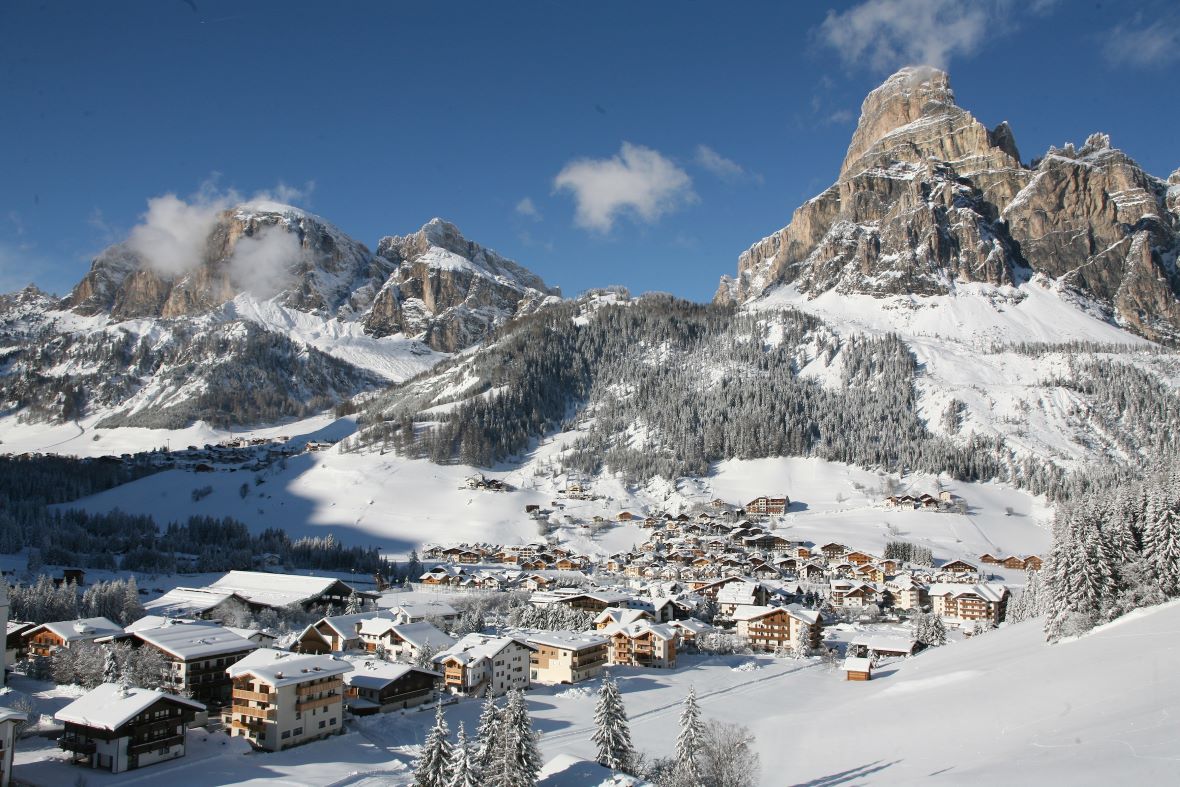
[718,68,1180,342]
[363,219,560,352]
[841,66,1021,181]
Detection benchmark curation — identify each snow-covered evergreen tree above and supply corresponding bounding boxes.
[1144,508,1180,595]
[447,722,480,787]
[592,672,634,773]
[345,590,362,615]
[674,685,703,781]
[475,694,503,780]
[102,645,120,685]
[497,689,541,787]
[413,702,453,787]
[791,618,810,659]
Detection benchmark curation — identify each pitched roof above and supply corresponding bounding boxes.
[29,617,122,643]
[433,634,534,666]
[208,570,355,608]
[843,657,873,672]
[143,587,246,616]
[227,648,353,687]
[342,658,441,691]
[132,621,258,660]
[526,631,609,651]
[55,683,203,731]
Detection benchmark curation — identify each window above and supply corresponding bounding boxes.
[293,727,303,736]
[281,730,291,739]
[319,720,326,729]
[329,717,336,725]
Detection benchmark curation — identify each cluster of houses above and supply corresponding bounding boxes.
[883,491,956,510]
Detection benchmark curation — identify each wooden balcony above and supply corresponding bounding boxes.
[232,688,277,703]
[296,694,341,712]
[234,705,276,721]
[296,677,343,696]
[230,719,266,733]
[129,734,184,755]
[59,736,96,755]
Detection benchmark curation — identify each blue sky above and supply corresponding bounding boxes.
[1,0,1177,302]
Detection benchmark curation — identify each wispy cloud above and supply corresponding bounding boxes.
[818,0,994,71]
[125,177,313,291]
[1103,17,1180,68]
[695,145,743,181]
[554,142,695,232]
[515,197,541,220]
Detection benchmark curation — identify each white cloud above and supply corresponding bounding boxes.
[124,179,312,279]
[554,142,695,232]
[818,0,993,71]
[694,145,747,181]
[515,197,541,220]
[1104,18,1180,68]
[227,226,305,298]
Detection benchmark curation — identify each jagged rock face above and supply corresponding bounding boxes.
[63,206,378,319]
[718,67,1029,305]
[363,219,561,352]
[719,67,1180,342]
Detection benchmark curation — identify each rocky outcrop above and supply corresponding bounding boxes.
[718,67,1180,342]
[362,218,561,352]
[63,205,378,320]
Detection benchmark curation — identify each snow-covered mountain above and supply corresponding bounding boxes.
[717,66,1180,343]
[0,211,555,427]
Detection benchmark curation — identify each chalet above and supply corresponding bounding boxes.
[665,619,711,643]
[343,660,440,715]
[732,606,822,652]
[602,621,679,669]
[820,543,848,560]
[143,588,254,620]
[856,565,886,583]
[745,496,789,517]
[0,707,22,787]
[1023,555,1044,571]
[527,631,609,685]
[845,551,875,566]
[849,634,919,658]
[5,621,35,666]
[381,600,459,626]
[799,562,827,581]
[617,511,636,521]
[843,656,873,681]
[125,621,258,708]
[356,620,452,661]
[939,560,979,575]
[715,581,770,616]
[885,574,928,610]
[433,635,535,697]
[25,617,123,658]
[979,553,1001,565]
[207,571,367,613]
[829,581,878,608]
[929,584,1010,625]
[227,649,352,752]
[1001,555,1028,570]
[56,684,204,774]
[692,575,752,598]
[917,494,940,509]
[296,612,394,654]
[594,608,652,630]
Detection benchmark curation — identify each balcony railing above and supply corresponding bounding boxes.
[230,719,265,733]
[129,734,184,755]
[296,694,341,712]
[59,736,97,755]
[296,678,343,696]
[235,706,276,721]
[232,689,277,703]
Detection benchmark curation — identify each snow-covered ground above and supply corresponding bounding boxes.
[14,601,1172,785]
[52,444,1049,568]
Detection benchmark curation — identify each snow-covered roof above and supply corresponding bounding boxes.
[599,621,678,641]
[850,634,916,654]
[729,605,783,622]
[666,619,712,635]
[433,634,534,666]
[123,615,199,633]
[526,631,609,651]
[30,617,123,643]
[0,707,27,725]
[928,583,1009,602]
[843,657,874,672]
[208,570,354,609]
[227,648,352,687]
[386,622,453,650]
[342,658,440,691]
[314,611,394,639]
[377,599,458,619]
[593,608,650,627]
[55,683,204,731]
[143,587,243,616]
[133,621,259,661]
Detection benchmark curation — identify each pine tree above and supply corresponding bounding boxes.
[345,590,362,615]
[791,617,809,659]
[413,702,453,787]
[674,685,703,780]
[475,694,503,779]
[498,689,541,787]
[1144,508,1180,595]
[592,672,634,773]
[102,645,120,685]
[447,722,480,787]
